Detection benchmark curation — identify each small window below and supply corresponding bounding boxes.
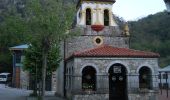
[16,54,21,63]
[163,73,168,79]
[95,38,101,44]
[93,36,103,46]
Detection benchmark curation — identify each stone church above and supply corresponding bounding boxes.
[56,0,160,100]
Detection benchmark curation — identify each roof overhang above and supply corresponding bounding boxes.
[9,44,29,51]
[65,45,160,61]
[77,0,116,8]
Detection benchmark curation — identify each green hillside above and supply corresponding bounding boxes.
[129,11,170,67]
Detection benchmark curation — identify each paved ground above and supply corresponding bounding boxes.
[158,90,170,100]
[0,84,66,100]
[0,84,30,100]
[0,84,169,100]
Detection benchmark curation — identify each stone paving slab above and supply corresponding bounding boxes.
[26,96,67,100]
[158,90,170,100]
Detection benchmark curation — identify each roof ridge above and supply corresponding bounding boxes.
[72,45,159,58]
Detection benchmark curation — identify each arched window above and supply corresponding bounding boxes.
[139,67,152,89]
[86,8,91,25]
[82,66,96,91]
[104,9,109,26]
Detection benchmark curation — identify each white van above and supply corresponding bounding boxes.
[0,73,11,84]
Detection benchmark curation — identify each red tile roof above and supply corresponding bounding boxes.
[72,45,160,58]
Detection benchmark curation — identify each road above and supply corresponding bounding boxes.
[0,84,67,100]
[0,84,31,100]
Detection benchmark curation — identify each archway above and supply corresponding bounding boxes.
[139,66,152,89]
[82,66,96,91]
[108,63,128,100]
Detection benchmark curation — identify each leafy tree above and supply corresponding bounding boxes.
[24,43,60,96]
[0,1,28,73]
[23,0,76,99]
[129,11,170,67]
[0,0,76,99]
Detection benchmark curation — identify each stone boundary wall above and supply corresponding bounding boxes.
[72,94,109,100]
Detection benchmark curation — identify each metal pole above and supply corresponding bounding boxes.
[36,60,38,96]
[165,72,168,98]
[159,72,162,94]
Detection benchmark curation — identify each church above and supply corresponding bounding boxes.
[56,0,160,100]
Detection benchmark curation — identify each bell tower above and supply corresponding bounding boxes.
[65,0,130,58]
[76,0,117,26]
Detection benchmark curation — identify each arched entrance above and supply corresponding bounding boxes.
[109,63,128,100]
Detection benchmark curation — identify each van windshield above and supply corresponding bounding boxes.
[0,75,6,78]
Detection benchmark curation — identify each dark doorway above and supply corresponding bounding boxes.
[109,63,127,100]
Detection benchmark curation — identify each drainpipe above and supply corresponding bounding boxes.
[63,40,66,97]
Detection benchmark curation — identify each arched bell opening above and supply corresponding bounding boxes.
[104,9,109,26]
[86,8,92,25]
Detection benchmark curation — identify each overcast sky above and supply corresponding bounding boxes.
[112,0,166,21]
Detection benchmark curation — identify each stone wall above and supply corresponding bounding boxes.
[20,68,29,89]
[65,57,159,100]
[129,91,159,100]
[65,36,129,58]
[73,94,109,100]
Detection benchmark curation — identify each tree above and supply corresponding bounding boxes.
[24,43,60,96]
[129,11,170,67]
[0,1,28,73]
[24,0,76,99]
[0,0,76,99]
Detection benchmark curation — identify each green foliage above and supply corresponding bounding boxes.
[22,0,76,96]
[0,2,27,72]
[25,0,76,45]
[129,11,170,67]
[23,43,60,79]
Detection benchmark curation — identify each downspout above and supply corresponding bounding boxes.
[64,40,66,97]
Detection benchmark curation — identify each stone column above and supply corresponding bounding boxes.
[109,10,117,26]
[72,74,82,94]
[152,74,159,90]
[127,74,139,93]
[80,10,86,25]
[97,74,109,93]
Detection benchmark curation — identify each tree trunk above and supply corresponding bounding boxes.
[41,49,48,100]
